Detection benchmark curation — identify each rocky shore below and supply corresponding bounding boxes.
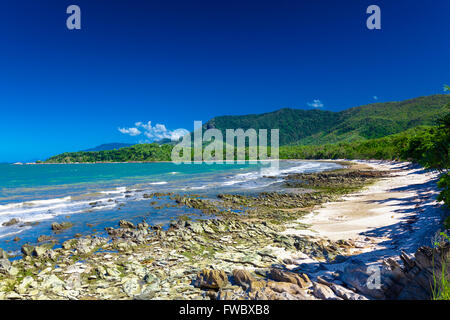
[0,161,447,300]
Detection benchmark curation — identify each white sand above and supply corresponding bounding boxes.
[282,160,446,262]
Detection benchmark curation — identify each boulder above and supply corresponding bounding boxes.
[32,246,48,258]
[269,268,312,288]
[119,220,136,229]
[2,218,20,227]
[0,258,11,274]
[312,282,343,300]
[51,222,73,231]
[194,269,228,290]
[123,278,142,297]
[37,235,54,243]
[41,274,65,290]
[380,243,450,300]
[340,259,386,300]
[0,248,8,259]
[21,244,34,256]
[232,269,254,290]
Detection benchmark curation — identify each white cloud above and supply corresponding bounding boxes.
[118,121,189,142]
[118,127,141,136]
[307,99,324,108]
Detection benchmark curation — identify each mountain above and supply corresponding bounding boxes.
[82,143,135,152]
[44,94,449,163]
[203,94,450,145]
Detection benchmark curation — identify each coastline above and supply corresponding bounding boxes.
[0,160,446,300]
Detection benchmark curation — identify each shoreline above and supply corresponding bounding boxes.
[0,160,446,300]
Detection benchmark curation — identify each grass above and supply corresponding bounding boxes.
[432,232,450,300]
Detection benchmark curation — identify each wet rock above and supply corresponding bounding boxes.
[137,222,149,230]
[37,235,54,243]
[194,269,228,290]
[51,222,74,231]
[119,220,136,229]
[2,218,20,227]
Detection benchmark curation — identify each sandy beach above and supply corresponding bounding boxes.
[282,160,445,269]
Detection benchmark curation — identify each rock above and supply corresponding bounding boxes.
[37,235,54,243]
[135,285,156,300]
[269,268,312,288]
[8,266,19,276]
[267,281,307,297]
[123,278,141,297]
[16,276,36,294]
[32,245,48,258]
[217,290,240,300]
[312,282,343,300]
[340,259,386,300]
[62,239,77,250]
[2,218,20,226]
[203,225,215,234]
[21,244,34,256]
[119,220,135,229]
[187,222,203,234]
[329,283,369,300]
[194,269,228,290]
[41,274,65,290]
[137,222,149,230]
[51,222,73,231]
[0,258,11,274]
[0,248,8,259]
[5,292,21,300]
[380,243,450,300]
[232,269,255,290]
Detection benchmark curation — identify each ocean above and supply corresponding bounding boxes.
[0,160,341,254]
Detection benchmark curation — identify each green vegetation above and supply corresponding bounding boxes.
[432,232,450,300]
[45,143,173,163]
[205,94,449,145]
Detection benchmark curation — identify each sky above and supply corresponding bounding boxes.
[0,0,449,162]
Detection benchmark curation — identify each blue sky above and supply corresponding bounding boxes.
[0,0,449,162]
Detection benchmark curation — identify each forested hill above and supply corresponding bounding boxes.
[82,143,134,152]
[204,94,449,145]
[44,94,449,163]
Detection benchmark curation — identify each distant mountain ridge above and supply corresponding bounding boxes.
[82,143,135,152]
[203,94,449,145]
[44,94,450,163]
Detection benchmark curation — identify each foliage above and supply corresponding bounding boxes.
[432,232,450,300]
[45,143,173,163]
[205,94,449,145]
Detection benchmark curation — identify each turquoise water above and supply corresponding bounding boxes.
[0,161,341,254]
